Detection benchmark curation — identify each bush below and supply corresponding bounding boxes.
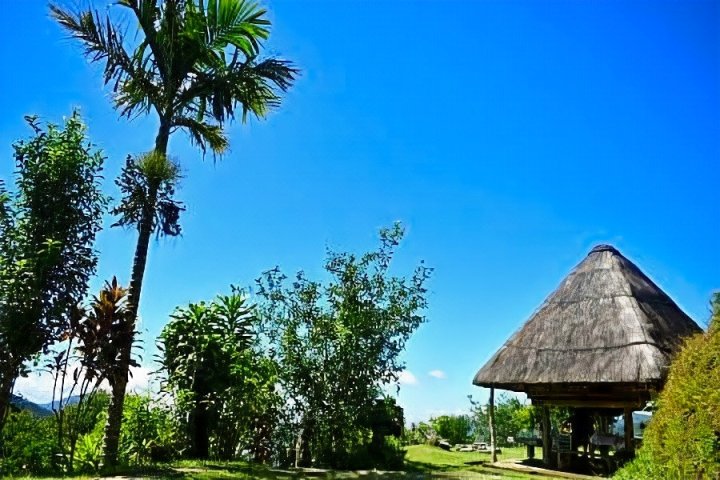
[0,410,56,475]
[120,394,179,464]
[613,449,666,480]
[615,293,720,479]
[73,415,105,473]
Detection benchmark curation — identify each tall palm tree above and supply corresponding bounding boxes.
[51,0,297,465]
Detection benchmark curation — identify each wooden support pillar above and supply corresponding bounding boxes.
[541,405,551,466]
[624,408,634,455]
[488,387,497,463]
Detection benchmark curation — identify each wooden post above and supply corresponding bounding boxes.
[488,388,497,463]
[624,408,634,455]
[541,405,551,465]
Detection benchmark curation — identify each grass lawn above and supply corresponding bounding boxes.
[404,444,532,471]
[16,445,567,480]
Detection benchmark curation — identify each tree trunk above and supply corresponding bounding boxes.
[102,123,169,467]
[488,387,497,463]
[189,401,210,459]
[299,418,314,467]
[0,369,16,435]
[103,379,127,467]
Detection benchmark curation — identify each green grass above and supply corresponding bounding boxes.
[404,444,531,470]
[403,444,550,479]
[15,445,562,480]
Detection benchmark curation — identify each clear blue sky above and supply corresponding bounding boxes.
[1,1,718,422]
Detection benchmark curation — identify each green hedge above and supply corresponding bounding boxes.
[615,293,720,479]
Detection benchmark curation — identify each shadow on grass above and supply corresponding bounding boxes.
[100,463,185,478]
[403,459,491,474]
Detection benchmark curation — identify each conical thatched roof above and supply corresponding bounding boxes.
[473,245,701,396]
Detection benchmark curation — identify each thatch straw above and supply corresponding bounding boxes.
[473,245,701,392]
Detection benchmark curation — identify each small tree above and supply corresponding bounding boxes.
[256,223,431,468]
[0,113,106,435]
[430,415,473,445]
[159,290,277,460]
[469,393,535,446]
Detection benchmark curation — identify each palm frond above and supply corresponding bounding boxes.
[172,117,229,155]
[178,56,298,124]
[204,0,270,57]
[50,3,163,119]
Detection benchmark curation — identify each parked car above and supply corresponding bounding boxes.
[612,409,653,440]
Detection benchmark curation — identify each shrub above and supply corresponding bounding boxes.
[0,410,56,475]
[73,415,105,473]
[615,293,720,479]
[120,394,179,464]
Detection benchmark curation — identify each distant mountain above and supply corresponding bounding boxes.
[39,395,82,411]
[9,394,52,417]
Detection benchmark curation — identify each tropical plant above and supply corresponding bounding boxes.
[0,112,106,437]
[51,0,297,465]
[256,223,431,468]
[46,279,133,470]
[119,394,179,465]
[159,290,274,459]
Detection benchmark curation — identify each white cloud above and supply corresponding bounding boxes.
[428,369,446,379]
[14,371,55,404]
[14,364,156,404]
[398,370,418,386]
[127,365,153,393]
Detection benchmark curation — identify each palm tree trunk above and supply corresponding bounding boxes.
[102,123,169,467]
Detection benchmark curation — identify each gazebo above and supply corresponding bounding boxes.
[473,244,701,467]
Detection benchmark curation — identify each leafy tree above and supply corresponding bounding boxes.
[469,393,535,446]
[402,421,436,445]
[52,0,297,465]
[0,113,106,436]
[615,293,720,479]
[0,410,57,475]
[159,290,277,460]
[430,415,473,445]
[256,223,431,468]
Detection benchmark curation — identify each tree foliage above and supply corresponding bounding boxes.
[430,415,474,446]
[469,393,535,446]
[0,112,107,434]
[159,290,279,460]
[256,223,431,468]
[615,293,720,479]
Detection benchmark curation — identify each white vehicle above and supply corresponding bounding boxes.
[612,409,653,440]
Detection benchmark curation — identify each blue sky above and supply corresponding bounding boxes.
[1,1,718,422]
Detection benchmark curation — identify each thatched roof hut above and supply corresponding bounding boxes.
[473,244,701,408]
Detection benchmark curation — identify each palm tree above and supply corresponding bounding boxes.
[51,0,297,465]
